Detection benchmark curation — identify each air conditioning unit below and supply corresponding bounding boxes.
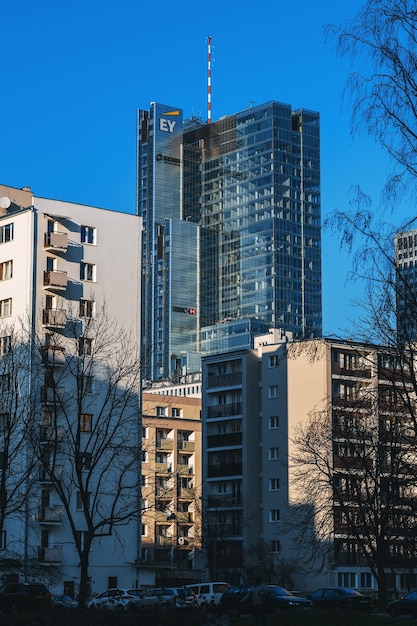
[178,537,188,546]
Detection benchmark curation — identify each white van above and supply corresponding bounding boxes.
[186,582,229,605]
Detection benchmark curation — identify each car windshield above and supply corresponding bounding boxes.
[341,589,362,596]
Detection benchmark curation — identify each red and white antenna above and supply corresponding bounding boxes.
[207,36,212,124]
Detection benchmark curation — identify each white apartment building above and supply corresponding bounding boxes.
[0,184,145,598]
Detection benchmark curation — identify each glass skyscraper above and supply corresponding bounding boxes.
[137,101,322,381]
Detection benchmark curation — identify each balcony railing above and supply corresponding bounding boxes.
[44,231,68,252]
[39,465,63,482]
[207,403,242,419]
[207,433,242,448]
[38,545,63,563]
[42,308,67,328]
[208,463,242,478]
[38,505,64,523]
[40,425,65,443]
[207,372,242,388]
[177,465,193,476]
[155,463,171,474]
[40,386,65,405]
[41,346,66,366]
[43,270,67,290]
[156,439,174,451]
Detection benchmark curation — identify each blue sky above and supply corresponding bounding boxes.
[1,0,409,336]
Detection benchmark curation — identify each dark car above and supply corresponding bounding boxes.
[0,582,53,613]
[309,587,373,611]
[220,584,312,616]
[387,590,417,617]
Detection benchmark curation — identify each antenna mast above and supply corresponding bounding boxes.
[207,36,212,124]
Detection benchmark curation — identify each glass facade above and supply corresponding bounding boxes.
[138,100,322,381]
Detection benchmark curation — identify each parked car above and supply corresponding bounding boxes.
[308,587,374,611]
[165,586,198,607]
[52,594,78,609]
[387,590,417,617]
[186,582,229,605]
[220,584,312,616]
[88,588,140,611]
[0,582,53,614]
[135,587,177,610]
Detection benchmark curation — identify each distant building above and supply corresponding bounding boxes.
[0,184,145,595]
[137,101,322,382]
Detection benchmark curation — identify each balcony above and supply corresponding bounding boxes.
[155,487,175,499]
[42,308,67,329]
[41,346,66,366]
[40,425,65,444]
[44,231,68,252]
[39,465,63,482]
[207,432,242,448]
[38,505,64,524]
[155,536,174,547]
[207,493,242,507]
[40,386,65,405]
[207,403,242,419]
[178,487,194,499]
[207,372,242,388]
[177,465,193,476]
[43,270,67,290]
[155,463,171,474]
[208,463,242,478]
[38,545,63,563]
[178,441,195,452]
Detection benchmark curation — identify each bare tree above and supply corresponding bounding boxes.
[0,323,38,576]
[291,362,417,608]
[327,0,417,204]
[28,303,142,610]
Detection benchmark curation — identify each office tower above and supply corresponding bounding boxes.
[0,184,147,595]
[137,100,322,382]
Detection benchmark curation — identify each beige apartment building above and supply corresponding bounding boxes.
[140,392,203,585]
[202,330,417,595]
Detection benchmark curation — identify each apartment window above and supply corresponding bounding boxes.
[156,406,167,417]
[79,337,93,356]
[77,375,94,394]
[269,355,279,367]
[0,336,11,355]
[142,427,148,439]
[75,530,88,550]
[271,540,280,553]
[81,225,96,245]
[269,447,279,460]
[0,299,12,318]
[270,509,280,522]
[80,413,92,433]
[0,224,13,244]
[76,491,91,511]
[268,385,279,398]
[79,299,94,318]
[269,478,280,491]
[269,415,279,429]
[80,263,95,282]
[172,407,181,417]
[361,572,373,588]
[0,261,12,281]
[337,572,356,587]
[0,375,10,394]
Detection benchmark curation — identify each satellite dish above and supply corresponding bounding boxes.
[0,197,11,210]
